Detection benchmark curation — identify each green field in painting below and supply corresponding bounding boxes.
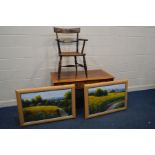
[88,92,126,114]
[23,105,68,122]
[23,106,60,114]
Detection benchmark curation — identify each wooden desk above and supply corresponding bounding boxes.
[51,69,114,89]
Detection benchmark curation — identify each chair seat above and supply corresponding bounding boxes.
[60,52,85,56]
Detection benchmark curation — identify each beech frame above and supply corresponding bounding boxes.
[16,84,76,126]
[84,80,128,119]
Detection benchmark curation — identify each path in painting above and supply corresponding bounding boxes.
[107,100,125,110]
[59,109,68,116]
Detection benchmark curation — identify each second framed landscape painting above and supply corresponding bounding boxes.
[16,84,76,126]
[84,80,128,119]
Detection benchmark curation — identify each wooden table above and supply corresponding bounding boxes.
[51,69,114,89]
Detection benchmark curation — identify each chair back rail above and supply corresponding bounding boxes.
[54,27,80,53]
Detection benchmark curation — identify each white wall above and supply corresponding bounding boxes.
[0,26,155,107]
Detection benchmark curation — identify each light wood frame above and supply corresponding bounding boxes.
[84,80,128,119]
[16,84,76,126]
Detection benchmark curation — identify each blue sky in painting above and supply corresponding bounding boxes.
[21,89,71,100]
[89,84,125,93]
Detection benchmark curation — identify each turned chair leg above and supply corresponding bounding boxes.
[74,56,78,76]
[58,56,62,79]
[83,55,88,78]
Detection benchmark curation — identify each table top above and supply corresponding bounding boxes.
[51,69,114,84]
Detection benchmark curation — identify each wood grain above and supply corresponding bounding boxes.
[51,69,114,89]
[54,27,80,33]
[60,52,85,56]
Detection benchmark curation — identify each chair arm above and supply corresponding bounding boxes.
[79,39,88,54]
[78,38,88,41]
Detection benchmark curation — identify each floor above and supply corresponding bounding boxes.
[0,89,155,129]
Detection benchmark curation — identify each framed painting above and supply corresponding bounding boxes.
[84,80,128,119]
[16,84,76,126]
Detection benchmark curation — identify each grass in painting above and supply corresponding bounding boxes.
[21,89,72,122]
[88,84,126,115]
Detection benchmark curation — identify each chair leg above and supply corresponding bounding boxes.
[83,55,88,78]
[58,56,62,79]
[74,56,78,76]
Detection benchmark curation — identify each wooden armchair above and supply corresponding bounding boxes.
[54,27,88,79]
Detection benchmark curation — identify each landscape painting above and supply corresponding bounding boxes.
[16,85,76,126]
[84,80,128,118]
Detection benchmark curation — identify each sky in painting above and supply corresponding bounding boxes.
[89,84,125,93]
[21,89,71,100]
